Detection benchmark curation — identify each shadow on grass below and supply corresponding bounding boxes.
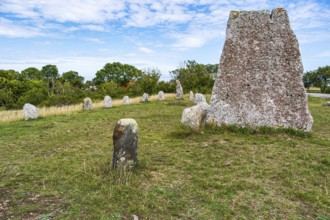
[166,100,190,107]
[205,124,312,138]
[167,126,203,139]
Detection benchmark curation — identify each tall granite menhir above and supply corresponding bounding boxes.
[206,9,313,131]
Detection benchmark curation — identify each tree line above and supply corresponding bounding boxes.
[303,65,330,93]
[1,62,328,110]
[0,60,218,110]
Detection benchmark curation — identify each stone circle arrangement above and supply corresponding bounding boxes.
[20,8,316,170]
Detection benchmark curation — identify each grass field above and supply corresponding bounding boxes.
[0,96,329,219]
[307,87,322,94]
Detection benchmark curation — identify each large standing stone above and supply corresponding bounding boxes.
[104,95,112,108]
[194,93,206,104]
[158,91,165,101]
[206,8,313,132]
[123,96,131,105]
[23,103,39,120]
[189,91,194,101]
[112,118,138,168]
[176,80,183,99]
[83,97,93,110]
[141,93,149,102]
[181,102,210,131]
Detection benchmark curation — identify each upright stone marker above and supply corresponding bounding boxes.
[83,97,93,110]
[23,103,39,120]
[194,93,206,104]
[189,91,194,101]
[158,91,165,101]
[104,95,112,108]
[112,118,138,168]
[176,80,183,99]
[206,8,313,131]
[141,93,149,102]
[123,96,131,105]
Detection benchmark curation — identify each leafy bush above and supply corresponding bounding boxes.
[16,88,48,107]
[323,86,330,94]
[156,81,175,93]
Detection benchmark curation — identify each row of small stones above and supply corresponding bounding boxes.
[22,91,170,120]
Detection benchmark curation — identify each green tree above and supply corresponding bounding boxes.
[170,60,216,93]
[156,80,175,93]
[41,64,59,94]
[93,62,142,86]
[19,67,42,80]
[303,65,330,92]
[99,81,120,97]
[0,69,19,80]
[0,89,15,108]
[0,70,39,108]
[60,70,84,89]
[135,68,161,94]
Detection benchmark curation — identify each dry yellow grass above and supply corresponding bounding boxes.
[0,93,176,123]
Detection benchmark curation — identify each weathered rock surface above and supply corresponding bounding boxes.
[194,93,206,104]
[112,118,138,168]
[141,93,149,102]
[158,91,165,101]
[189,91,194,101]
[123,96,131,105]
[181,102,210,131]
[23,103,39,120]
[176,80,183,99]
[326,101,330,106]
[104,95,112,108]
[206,8,313,131]
[83,97,93,110]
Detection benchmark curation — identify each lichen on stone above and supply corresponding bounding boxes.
[231,11,240,19]
[275,8,285,13]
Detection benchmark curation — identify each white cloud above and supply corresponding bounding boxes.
[0,0,329,79]
[84,38,104,44]
[1,0,329,45]
[0,0,127,23]
[79,24,108,32]
[139,47,154,54]
[0,18,43,37]
[315,51,330,58]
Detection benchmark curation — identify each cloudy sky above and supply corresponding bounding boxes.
[0,0,329,81]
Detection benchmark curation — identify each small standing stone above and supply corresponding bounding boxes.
[158,91,165,101]
[176,80,183,99]
[23,103,39,120]
[181,102,210,131]
[326,101,330,106]
[189,91,194,101]
[194,93,206,104]
[141,93,149,102]
[104,95,112,108]
[83,97,93,110]
[112,118,138,168]
[123,96,131,105]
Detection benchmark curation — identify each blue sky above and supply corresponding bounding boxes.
[0,0,329,81]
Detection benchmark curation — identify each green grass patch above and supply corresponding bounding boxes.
[0,98,329,219]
